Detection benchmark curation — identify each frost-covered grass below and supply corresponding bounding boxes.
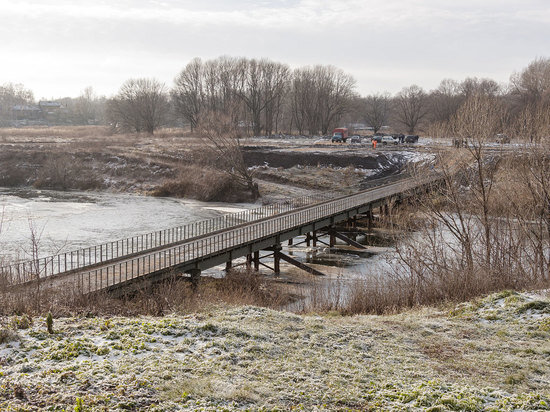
[1,291,549,411]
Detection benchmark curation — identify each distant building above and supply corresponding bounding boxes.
[11,105,41,121]
[6,101,67,126]
[38,100,63,113]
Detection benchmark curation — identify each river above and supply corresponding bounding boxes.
[0,187,255,263]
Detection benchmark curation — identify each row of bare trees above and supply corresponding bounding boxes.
[171,57,356,136]
[2,56,549,140]
[104,56,357,135]
[356,57,550,137]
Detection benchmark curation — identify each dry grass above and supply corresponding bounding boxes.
[151,165,246,201]
[0,125,109,140]
[0,268,291,317]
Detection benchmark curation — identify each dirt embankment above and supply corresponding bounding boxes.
[0,147,176,192]
[243,147,387,169]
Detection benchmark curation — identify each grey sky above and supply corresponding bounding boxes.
[1,0,549,99]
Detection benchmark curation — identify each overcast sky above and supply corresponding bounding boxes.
[1,0,549,100]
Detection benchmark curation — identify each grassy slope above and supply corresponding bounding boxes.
[1,291,549,411]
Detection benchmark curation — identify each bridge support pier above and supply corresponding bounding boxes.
[329,232,336,247]
[367,211,373,231]
[187,268,201,291]
[273,243,282,275]
[264,244,326,277]
[328,228,367,249]
[253,251,260,271]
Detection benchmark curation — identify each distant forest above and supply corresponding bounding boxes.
[1,56,549,140]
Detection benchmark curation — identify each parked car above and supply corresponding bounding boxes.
[392,133,405,143]
[405,135,419,143]
[331,134,344,143]
[382,135,398,145]
[371,135,383,143]
[350,135,361,143]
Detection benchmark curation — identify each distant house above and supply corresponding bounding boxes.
[38,101,67,124]
[6,100,68,126]
[38,101,63,114]
[11,105,41,121]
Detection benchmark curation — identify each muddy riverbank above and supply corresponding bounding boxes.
[0,127,436,202]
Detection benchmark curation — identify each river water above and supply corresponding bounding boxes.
[0,187,254,263]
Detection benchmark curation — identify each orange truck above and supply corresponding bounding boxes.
[331,127,348,143]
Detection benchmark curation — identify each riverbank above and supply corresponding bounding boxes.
[0,126,434,203]
[1,290,549,410]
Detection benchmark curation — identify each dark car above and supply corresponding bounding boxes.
[392,133,405,143]
[350,135,361,143]
[405,135,419,143]
[371,135,383,143]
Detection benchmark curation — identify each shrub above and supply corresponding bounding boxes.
[46,312,54,334]
[0,328,18,344]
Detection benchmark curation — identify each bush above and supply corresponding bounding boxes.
[151,165,248,202]
[0,328,18,344]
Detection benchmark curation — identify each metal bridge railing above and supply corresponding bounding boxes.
[72,175,431,294]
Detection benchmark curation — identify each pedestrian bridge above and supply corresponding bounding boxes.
[1,173,441,295]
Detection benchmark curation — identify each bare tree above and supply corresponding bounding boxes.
[450,94,505,267]
[260,60,290,135]
[197,110,259,199]
[290,67,317,135]
[0,83,34,125]
[511,101,550,142]
[362,93,390,133]
[73,86,105,125]
[460,77,501,98]
[108,78,169,134]
[290,65,356,135]
[172,56,248,132]
[196,57,247,124]
[428,79,463,124]
[395,85,428,134]
[510,57,550,107]
[317,66,356,134]
[233,58,290,136]
[172,58,206,131]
